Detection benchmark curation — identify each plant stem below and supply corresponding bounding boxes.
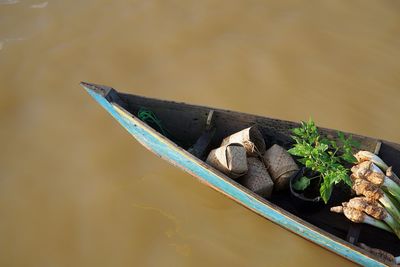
[379,193,400,223]
[363,216,393,233]
[383,177,400,204]
[382,188,400,213]
[354,151,389,171]
[383,213,400,239]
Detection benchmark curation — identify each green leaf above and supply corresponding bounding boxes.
[292,128,302,136]
[297,158,307,165]
[288,144,309,157]
[337,131,345,141]
[317,143,329,152]
[292,176,311,191]
[350,139,361,148]
[320,177,333,204]
[330,140,338,150]
[343,175,352,187]
[341,153,357,164]
[305,160,313,168]
[312,148,319,157]
[287,147,300,156]
[308,117,314,127]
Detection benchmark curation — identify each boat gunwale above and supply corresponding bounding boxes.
[118,91,400,150]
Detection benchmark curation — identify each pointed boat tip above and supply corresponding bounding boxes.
[80,81,92,88]
[80,81,113,97]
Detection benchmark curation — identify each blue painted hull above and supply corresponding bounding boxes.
[83,84,388,267]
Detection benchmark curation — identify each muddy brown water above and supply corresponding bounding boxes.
[1,1,400,266]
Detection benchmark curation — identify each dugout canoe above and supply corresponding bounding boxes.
[82,82,400,266]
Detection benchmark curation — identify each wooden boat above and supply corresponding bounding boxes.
[82,82,400,266]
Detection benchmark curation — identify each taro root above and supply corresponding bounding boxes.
[352,178,383,201]
[220,126,266,156]
[352,162,400,204]
[354,151,389,171]
[343,197,400,238]
[330,205,393,233]
[206,143,247,179]
[353,150,400,185]
[238,157,274,198]
[346,197,386,220]
[351,161,386,186]
[351,178,400,227]
[263,144,299,191]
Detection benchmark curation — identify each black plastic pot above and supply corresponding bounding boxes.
[289,167,324,212]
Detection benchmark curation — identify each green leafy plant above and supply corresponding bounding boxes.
[288,119,359,203]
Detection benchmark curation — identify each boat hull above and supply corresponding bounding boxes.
[85,86,388,267]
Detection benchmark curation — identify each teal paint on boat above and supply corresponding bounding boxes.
[83,84,386,267]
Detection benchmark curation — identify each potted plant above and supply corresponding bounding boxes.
[287,119,359,208]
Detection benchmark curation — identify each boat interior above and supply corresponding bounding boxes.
[111,89,400,259]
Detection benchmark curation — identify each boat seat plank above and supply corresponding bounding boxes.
[188,110,217,159]
[346,225,361,244]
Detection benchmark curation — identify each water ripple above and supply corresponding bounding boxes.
[31,1,48,8]
[0,0,19,5]
[0,38,25,51]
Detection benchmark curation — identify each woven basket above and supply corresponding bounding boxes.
[239,157,274,198]
[263,144,299,191]
[220,126,266,156]
[206,143,248,179]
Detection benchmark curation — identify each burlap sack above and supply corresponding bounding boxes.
[220,126,266,156]
[206,143,248,179]
[263,144,299,191]
[239,157,274,198]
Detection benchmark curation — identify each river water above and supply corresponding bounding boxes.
[1,1,400,266]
